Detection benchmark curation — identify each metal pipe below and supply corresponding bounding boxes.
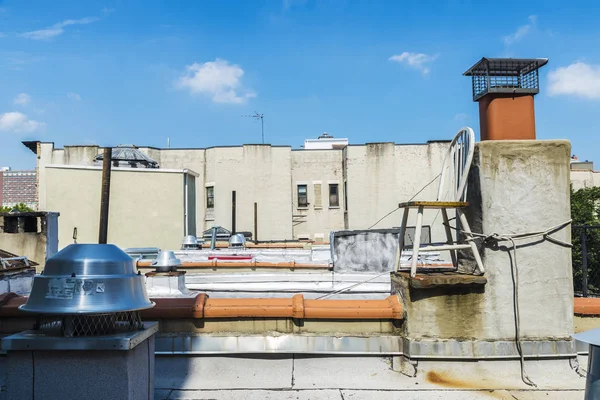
[137,260,331,270]
[582,228,589,297]
[231,191,236,234]
[254,202,258,243]
[98,147,112,244]
[210,226,218,251]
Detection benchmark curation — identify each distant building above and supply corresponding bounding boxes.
[570,156,600,190]
[303,133,348,150]
[1,169,37,209]
[23,138,450,250]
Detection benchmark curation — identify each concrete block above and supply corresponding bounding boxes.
[155,355,293,390]
[341,390,515,399]
[167,389,342,399]
[5,336,155,400]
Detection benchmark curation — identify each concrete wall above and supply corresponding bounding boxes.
[345,142,452,254]
[291,149,345,240]
[395,140,573,346]
[470,140,573,340]
[45,166,190,250]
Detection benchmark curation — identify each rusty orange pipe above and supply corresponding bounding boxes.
[206,242,328,249]
[137,260,332,270]
[142,293,403,320]
[574,298,600,315]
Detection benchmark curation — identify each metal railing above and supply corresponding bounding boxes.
[573,225,600,297]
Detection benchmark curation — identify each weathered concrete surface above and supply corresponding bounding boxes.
[152,356,584,398]
[155,355,293,390]
[392,273,486,340]
[395,141,573,345]
[463,140,573,341]
[153,389,584,399]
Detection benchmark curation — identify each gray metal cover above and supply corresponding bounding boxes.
[229,233,246,247]
[20,244,154,314]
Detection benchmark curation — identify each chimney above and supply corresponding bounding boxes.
[463,58,548,141]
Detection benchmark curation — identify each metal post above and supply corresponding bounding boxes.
[254,202,258,243]
[98,147,112,244]
[582,228,589,297]
[231,191,236,234]
[210,226,218,250]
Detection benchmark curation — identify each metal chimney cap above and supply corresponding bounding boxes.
[229,233,246,247]
[182,235,198,246]
[19,244,154,315]
[151,251,181,272]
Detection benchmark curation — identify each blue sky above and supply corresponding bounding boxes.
[1,0,599,170]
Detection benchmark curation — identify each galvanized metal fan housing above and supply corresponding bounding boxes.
[20,244,154,314]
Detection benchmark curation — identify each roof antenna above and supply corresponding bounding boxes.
[242,112,265,144]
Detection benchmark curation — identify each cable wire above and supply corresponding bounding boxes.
[367,173,441,230]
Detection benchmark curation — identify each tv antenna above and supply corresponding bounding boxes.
[242,112,264,144]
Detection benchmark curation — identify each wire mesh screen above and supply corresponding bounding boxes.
[37,311,144,337]
[467,59,542,100]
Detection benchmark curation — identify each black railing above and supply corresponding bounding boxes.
[573,225,600,297]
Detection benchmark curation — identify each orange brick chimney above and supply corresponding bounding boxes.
[463,58,548,141]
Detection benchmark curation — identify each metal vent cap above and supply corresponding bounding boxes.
[20,244,154,315]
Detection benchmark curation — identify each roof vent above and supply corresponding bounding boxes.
[19,244,154,337]
[318,132,333,139]
[94,145,159,169]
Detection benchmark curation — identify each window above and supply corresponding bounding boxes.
[206,186,214,209]
[297,185,308,208]
[329,184,339,207]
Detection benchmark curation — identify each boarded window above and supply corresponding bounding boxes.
[329,184,339,207]
[314,184,322,208]
[206,186,214,209]
[298,185,308,208]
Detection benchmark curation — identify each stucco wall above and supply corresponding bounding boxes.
[45,166,187,250]
[345,142,451,251]
[0,232,47,266]
[203,145,293,240]
[291,149,345,240]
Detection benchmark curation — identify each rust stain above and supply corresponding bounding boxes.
[426,371,510,399]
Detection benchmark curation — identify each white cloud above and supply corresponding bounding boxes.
[67,92,82,101]
[0,33,6,38]
[13,93,30,105]
[389,52,438,75]
[0,112,45,133]
[548,62,600,100]
[176,58,256,104]
[21,17,99,40]
[102,7,115,15]
[504,15,537,46]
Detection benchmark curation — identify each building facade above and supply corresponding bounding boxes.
[1,170,37,209]
[25,138,453,249]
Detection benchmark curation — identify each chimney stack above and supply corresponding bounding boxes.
[464,58,548,141]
